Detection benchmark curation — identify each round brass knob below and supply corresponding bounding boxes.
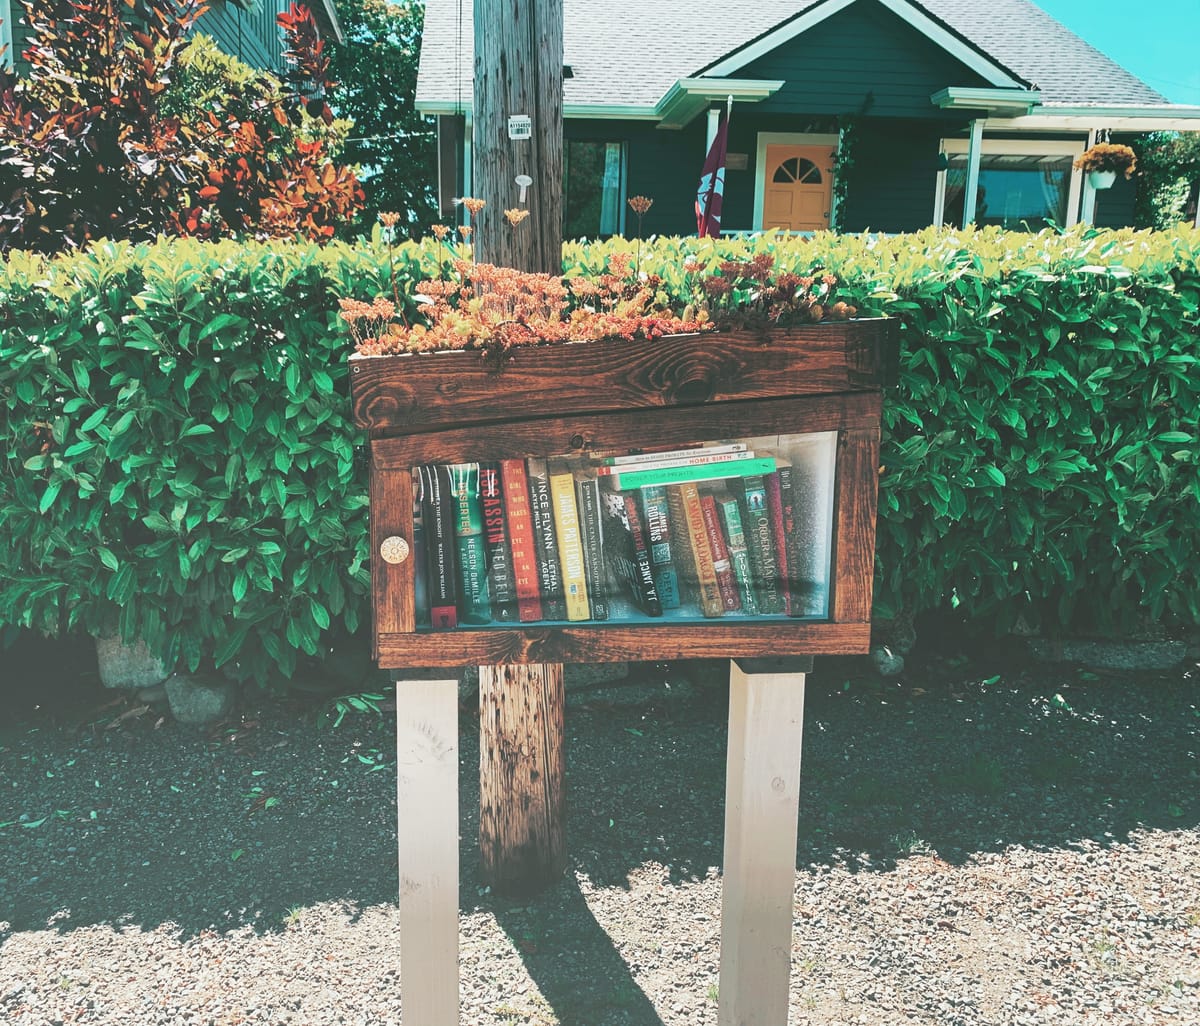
[379,535,410,565]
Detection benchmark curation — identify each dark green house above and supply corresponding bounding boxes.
[1,0,343,76]
[416,0,1200,237]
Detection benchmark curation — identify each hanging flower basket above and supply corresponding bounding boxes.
[1088,169,1117,191]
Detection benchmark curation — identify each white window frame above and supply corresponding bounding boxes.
[934,136,1087,229]
[752,132,840,232]
[563,138,627,239]
[1,0,14,70]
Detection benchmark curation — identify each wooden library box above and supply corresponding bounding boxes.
[350,318,899,667]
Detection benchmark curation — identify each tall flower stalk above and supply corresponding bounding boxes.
[627,195,653,277]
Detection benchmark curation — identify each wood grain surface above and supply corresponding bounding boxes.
[478,663,567,894]
[374,622,870,666]
[350,320,898,436]
[371,393,878,469]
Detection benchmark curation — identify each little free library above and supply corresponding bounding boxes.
[351,316,898,1024]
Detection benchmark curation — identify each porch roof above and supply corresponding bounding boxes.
[416,0,1179,123]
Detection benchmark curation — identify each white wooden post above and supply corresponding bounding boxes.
[706,107,721,151]
[719,657,810,1026]
[961,118,984,226]
[395,676,460,1026]
[1080,128,1100,225]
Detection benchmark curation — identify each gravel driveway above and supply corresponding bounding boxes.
[1,650,1198,1025]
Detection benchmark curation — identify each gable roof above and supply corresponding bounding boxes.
[417,0,1174,118]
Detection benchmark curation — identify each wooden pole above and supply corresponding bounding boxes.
[472,0,563,272]
[719,657,810,1026]
[478,662,567,894]
[395,675,460,1026]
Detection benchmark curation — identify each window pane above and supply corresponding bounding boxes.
[564,141,625,239]
[943,154,1073,229]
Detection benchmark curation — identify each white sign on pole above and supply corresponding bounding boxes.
[508,115,532,141]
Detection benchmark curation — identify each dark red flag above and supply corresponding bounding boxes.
[695,111,730,237]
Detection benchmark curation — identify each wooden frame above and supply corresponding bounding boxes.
[352,320,897,668]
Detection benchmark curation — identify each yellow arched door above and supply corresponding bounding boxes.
[762,145,834,231]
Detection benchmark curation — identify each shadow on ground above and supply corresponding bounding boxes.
[2,640,1198,1022]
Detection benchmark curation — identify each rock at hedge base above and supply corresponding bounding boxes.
[94,635,170,690]
[166,675,235,725]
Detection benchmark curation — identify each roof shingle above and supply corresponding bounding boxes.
[416,0,1171,113]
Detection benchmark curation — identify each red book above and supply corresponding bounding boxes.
[700,493,741,612]
[764,467,792,615]
[499,459,544,622]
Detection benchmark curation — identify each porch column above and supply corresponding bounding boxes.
[707,107,721,150]
[961,118,984,226]
[1079,128,1100,225]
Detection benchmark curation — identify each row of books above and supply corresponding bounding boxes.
[411,442,824,629]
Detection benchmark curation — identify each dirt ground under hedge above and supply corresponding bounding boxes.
[1,649,1198,1025]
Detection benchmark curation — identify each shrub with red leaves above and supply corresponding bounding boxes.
[0,0,363,252]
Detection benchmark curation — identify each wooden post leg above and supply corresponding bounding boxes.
[478,663,566,895]
[395,676,460,1026]
[719,657,811,1026]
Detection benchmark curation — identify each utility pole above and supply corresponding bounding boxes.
[473,0,567,894]
[472,0,563,272]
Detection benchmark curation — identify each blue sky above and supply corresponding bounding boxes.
[1035,0,1200,105]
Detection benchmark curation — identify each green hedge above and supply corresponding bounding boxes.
[2,226,1197,684]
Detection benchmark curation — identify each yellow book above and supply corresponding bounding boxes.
[549,462,591,621]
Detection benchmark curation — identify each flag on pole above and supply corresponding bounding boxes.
[696,106,730,237]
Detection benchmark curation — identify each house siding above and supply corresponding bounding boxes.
[201,0,288,73]
[734,0,992,120]
[842,119,948,232]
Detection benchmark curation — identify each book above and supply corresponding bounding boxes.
[447,463,491,624]
[700,492,741,612]
[411,469,430,628]
[417,464,459,630]
[601,455,777,492]
[499,458,544,622]
[777,462,806,618]
[590,442,748,467]
[733,472,785,614]
[549,461,591,621]
[665,481,725,618]
[764,465,792,616]
[574,470,610,621]
[716,494,758,615]
[479,462,518,622]
[638,485,681,609]
[600,489,662,616]
[527,457,567,621]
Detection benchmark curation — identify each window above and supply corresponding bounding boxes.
[773,157,822,185]
[936,138,1084,229]
[564,141,625,239]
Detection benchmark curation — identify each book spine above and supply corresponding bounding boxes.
[549,464,590,621]
[499,458,544,622]
[527,458,566,621]
[418,464,459,630]
[595,449,754,478]
[736,474,784,614]
[575,474,610,621]
[666,482,725,618]
[592,442,747,467]
[600,489,662,616]
[700,492,741,612]
[448,463,491,624]
[411,469,430,627]
[638,485,682,609]
[606,455,777,491]
[479,462,519,622]
[764,468,792,616]
[717,495,758,615]
[777,463,805,618]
